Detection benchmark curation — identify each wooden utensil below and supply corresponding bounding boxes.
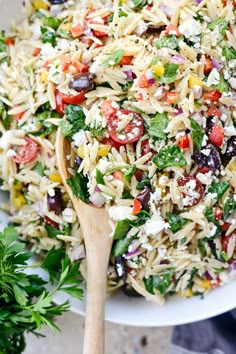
[56,129,112,354]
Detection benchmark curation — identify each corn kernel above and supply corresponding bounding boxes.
[201,280,212,290]
[151,64,164,77]
[14,182,23,191]
[40,70,48,82]
[98,144,111,157]
[49,173,62,184]
[33,0,48,10]
[14,195,26,208]
[189,75,203,88]
[178,288,193,298]
[77,146,85,159]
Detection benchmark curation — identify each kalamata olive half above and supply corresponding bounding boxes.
[47,188,63,214]
[69,73,96,93]
[122,284,143,297]
[194,144,221,171]
[49,0,67,4]
[222,136,236,165]
[136,186,151,211]
[75,156,82,168]
[114,256,127,282]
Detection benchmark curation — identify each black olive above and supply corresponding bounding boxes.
[146,25,166,34]
[205,118,214,134]
[75,156,82,168]
[49,0,67,4]
[194,144,221,171]
[69,73,96,92]
[47,188,63,214]
[222,136,236,165]
[114,256,127,282]
[122,284,143,297]
[136,186,151,211]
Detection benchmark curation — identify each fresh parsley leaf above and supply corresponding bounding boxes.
[222,47,236,59]
[207,182,230,203]
[148,113,168,140]
[41,247,66,282]
[40,27,57,47]
[59,104,86,138]
[102,49,124,67]
[144,268,174,296]
[45,224,60,239]
[96,169,105,185]
[0,30,7,63]
[194,12,203,22]
[132,0,147,9]
[207,18,228,36]
[223,198,236,220]
[136,177,151,190]
[153,145,187,169]
[190,118,204,152]
[32,162,45,177]
[155,35,182,51]
[34,110,60,137]
[43,17,62,30]
[66,171,89,203]
[212,75,229,93]
[166,212,188,233]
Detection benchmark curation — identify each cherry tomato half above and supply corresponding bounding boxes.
[203,56,213,75]
[101,137,122,151]
[12,137,38,164]
[108,109,143,144]
[175,134,190,150]
[222,231,236,257]
[177,176,204,208]
[209,124,224,147]
[206,105,222,117]
[119,56,133,65]
[203,90,222,102]
[141,139,151,156]
[44,216,59,229]
[100,99,117,118]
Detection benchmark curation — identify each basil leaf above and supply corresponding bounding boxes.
[124,165,136,183]
[207,182,230,203]
[153,145,187,169]
[223,198,236,220]
[148,113,168,139]
[40,27,57,47]
[96,169,105,185]
[155,35,182,51]
[207,18,228,36]
[222,47,236,59]
[166,212,188,233]
[190,118,204,152]
[43,17,62,30]
[113,220,131,240]
[32,162,45,177]
[102,49,124,67]
[66,172,89,203]
[112,234,135,257]
[213,75,229,93]
[132,0,147,9]
[144,268,174,296]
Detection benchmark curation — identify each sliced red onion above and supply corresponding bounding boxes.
[69,244,86,262]
[159,2,173,17]
[95,185,102,192]
[124,69,133,81]
[192,112,204,125]
[89,191,106,207]
[174,107,183,116]
[211,58,222,71]
[148,78,155,85]
[84,28,93,36]
[145,70,154,81]
[32,201,44,217]
[229,262,236,272]
[170,55,185,65]
[125,248,141,259]
[204,271,213,280]
[194,0,202,4]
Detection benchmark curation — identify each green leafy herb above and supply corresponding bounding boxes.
[213,75,229,93]
[155,35,182,51]
[154,63,179,84]
[144,268,174,296]
[166,212,188,233]
[112,233,136,257]
[66,171,89,203]
[187,268,197,289]
[102,49,124,67]
[223,198,236,220]
[0,99,9,127]
[32,162,45,177]
[207,18,228,36]
[0,31,7,63]
[40,27,57,47]
[198,239,206,257]
[190,118,204,152]
[124,165,136,184]
[34,110,60,136]
[113,220,131,240]
[132,0,147,9]
[58,104,86,138]
[43,17,62,30]
[57,27,72,40]
[205,207,221,238]
[45,225,60,239]
[220,251,230,262]
[194,12,204,22]
[96,169,105,185]
[153,145,187,169]
[128,210,151,227]
[207,182,230,203]
[148,113,168,140]
[136,177,151,190]
[222,47,236,59]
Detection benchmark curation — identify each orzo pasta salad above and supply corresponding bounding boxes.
[0,0,235,304]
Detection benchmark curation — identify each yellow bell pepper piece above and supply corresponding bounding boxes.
[14,195,26,208]
[14,182,23,191]
[60,22,72,32]
[40,70,48,82]
[201,280,212,290]
[49,174,62,184]
[189,75,203,88]
[98,144,111,157]
[33,0,48,11]
[151,64,165,77]
[178,288,193,298]
[77,146,85,159]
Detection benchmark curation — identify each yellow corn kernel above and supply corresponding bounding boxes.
[189,75,203,88]
[201,280,212,290]
[33,0,48,10]
[178,288,193,298]
[98,144,111,157]
[49,173,62,184]
[41,71,48,82]
[14,195,26,209]
[14,182,23,191]
[77,146,85,159]
[60,22,72,32]
[151,64,164,77]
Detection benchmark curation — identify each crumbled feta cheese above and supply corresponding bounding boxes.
[108,206,133,221]
[6,149,16,157]
[62,208,77,223]
[48,188,55,197]
[72,130,88,147]
[179,19,202,40]
[143,211,166,236]
[201,148,211,156]
[228,78,236,89]
[151,188,162,202]
[224,126,236,137]
[207,68,220,86]
[196,172,213,185]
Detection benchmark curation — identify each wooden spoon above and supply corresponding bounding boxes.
[56,128,112,354]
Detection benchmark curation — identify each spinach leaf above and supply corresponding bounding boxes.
[166,212,188,233]
[102,49,124,67]
[59,104,86,138]
[155,35,182,51]
[198,239,206,257]
[148,113,168,140]
[207,182,230,203]
[0,31,7,63]
[205,207,221,238]
[96,169,105,185]
[113,220,131,240]
[213,75,229,93]
[144,268,174,296]
[132,0,147,9]
[207,18,228,36]
[124,165,136,184]
[43,17,62,30]
[66,171,89,203]
[154,63,179,84]
[112,234,136,257]
[153,145,187,169]
[222,47,236,59]
[136,177,151,190]
[223,198,236,220]
[190,118,204,152]
[0,100,9,127]
[32,162,45,177]
[40,27,57,47]
[128,210,151,227]
[45,224,60,239]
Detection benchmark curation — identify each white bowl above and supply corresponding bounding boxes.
[1,0,236,327]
